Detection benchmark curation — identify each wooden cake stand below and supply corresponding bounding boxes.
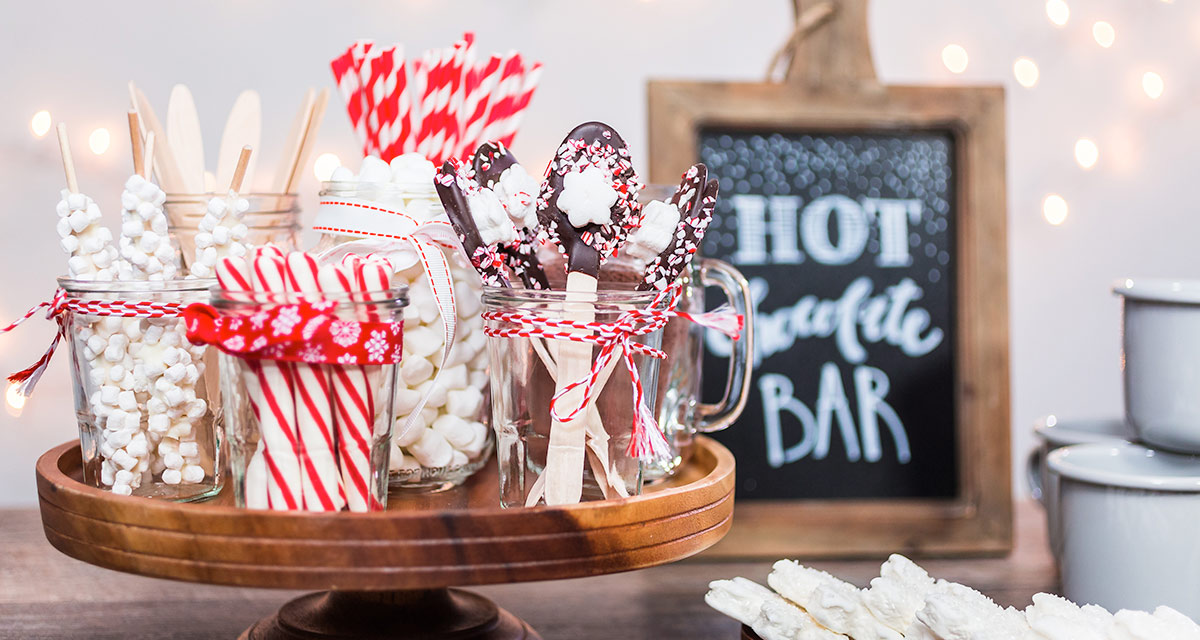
[36,436,735,639]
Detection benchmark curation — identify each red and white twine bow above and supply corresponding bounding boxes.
[482,284,744,461]
[183,300,404,366]
[1,289,185,398]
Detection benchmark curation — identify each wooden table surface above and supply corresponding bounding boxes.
[0,500,1056,639]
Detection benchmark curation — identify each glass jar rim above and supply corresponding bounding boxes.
[164,192,299,200]
[210,285,409,309]
[481,285,661,308]
[57,277,218,294]
[320,180,437,194]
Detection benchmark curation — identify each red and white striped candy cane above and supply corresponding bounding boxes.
[248,251,305,511]
[284,252,347,512]
[320,257,379,512]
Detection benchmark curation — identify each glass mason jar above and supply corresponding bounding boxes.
[482,287,666,508]
[316,181,492,492]
[164,193,301,270]
[59,277,221,501]
[214,287,407,512]
[539,250,755,482]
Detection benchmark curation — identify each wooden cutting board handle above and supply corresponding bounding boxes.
[778,0,881,93]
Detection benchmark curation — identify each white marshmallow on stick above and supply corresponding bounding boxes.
[55,124,118,282]
[284,251,346,512]
[116,126,207,488]
[189,146,253,278]
[117,135,177,282]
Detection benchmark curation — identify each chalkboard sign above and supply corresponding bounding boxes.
[648,80,1011,558]
[698,128,959,501]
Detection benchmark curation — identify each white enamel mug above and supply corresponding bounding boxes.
[1048,442,1200,618]
[1029,416,1133,561]
[1114,278,1200,454]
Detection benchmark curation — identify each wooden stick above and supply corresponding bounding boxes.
[142,132,156,181]
[56,124,79,194]
[285,88,330,193]
[272,88,315,193]
[229,146,253,193]
[127,110,144,177]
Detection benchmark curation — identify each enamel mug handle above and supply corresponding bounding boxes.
[695,258,755,433]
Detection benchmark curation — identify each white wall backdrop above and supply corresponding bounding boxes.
[0,0,1192,506]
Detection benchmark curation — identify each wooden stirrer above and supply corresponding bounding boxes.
[56,124,79,194]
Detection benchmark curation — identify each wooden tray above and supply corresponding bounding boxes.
[37,436,735,639]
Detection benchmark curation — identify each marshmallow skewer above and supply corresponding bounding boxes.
[56,124,148,495]
[536,122,643,506]
[56,124,119,281]
[115,120,207,489]
[189,147,253,279]
[284,252,346,511]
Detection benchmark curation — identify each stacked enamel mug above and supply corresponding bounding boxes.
[1034,279,1200,618]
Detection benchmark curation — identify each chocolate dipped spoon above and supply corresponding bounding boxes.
[471,142,550,290]
[434,159,512,288]
[626,164,719,291]
[536,122,643,506]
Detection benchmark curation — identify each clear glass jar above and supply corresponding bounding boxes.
[538,250,754,482]
[317,182,492,492]
[59,277,221,501]
[164,193,301,269]
[482,287,666,508]
[215,288,407,512]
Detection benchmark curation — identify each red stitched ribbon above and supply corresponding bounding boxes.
[2,289,185,398]
[183,301,404,366]
[482,284,744,462]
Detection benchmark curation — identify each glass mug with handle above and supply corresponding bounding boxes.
[539,184,754,480]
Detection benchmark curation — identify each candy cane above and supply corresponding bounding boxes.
[320,257,380,512]
[249,250,305,510]
[284,251,346,512]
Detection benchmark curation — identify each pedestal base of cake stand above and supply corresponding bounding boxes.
[241,588,538,640]
[37,437,734,640]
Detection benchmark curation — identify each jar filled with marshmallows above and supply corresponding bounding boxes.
[60,278,221,501]
[315,154,491,491]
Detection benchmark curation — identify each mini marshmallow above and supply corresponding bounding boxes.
[163,452,184,470]
[181,465,205,484]
[416,379,447,409]
[394,388,422,416]
[446,386,483,419]
[409,428,454,468]
[395,416,427,447]
[432,414,475,449]
[112,484,133,496]
[401,356,435,386]
[162,469,183,485]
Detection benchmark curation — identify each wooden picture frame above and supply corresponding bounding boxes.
[647,78,1011,558]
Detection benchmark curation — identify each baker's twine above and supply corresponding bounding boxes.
[482,283,744,461]
[1,288,183,398]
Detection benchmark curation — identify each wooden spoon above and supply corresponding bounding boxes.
[128,82,185,193]
[166,84,206,193]
[271,88,316,193]
[216,90,261,192]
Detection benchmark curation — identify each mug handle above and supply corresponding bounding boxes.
[695,258,755,433]
[1027,447,1044,503]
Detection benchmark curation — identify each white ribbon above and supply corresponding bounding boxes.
[314,199,463,443]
